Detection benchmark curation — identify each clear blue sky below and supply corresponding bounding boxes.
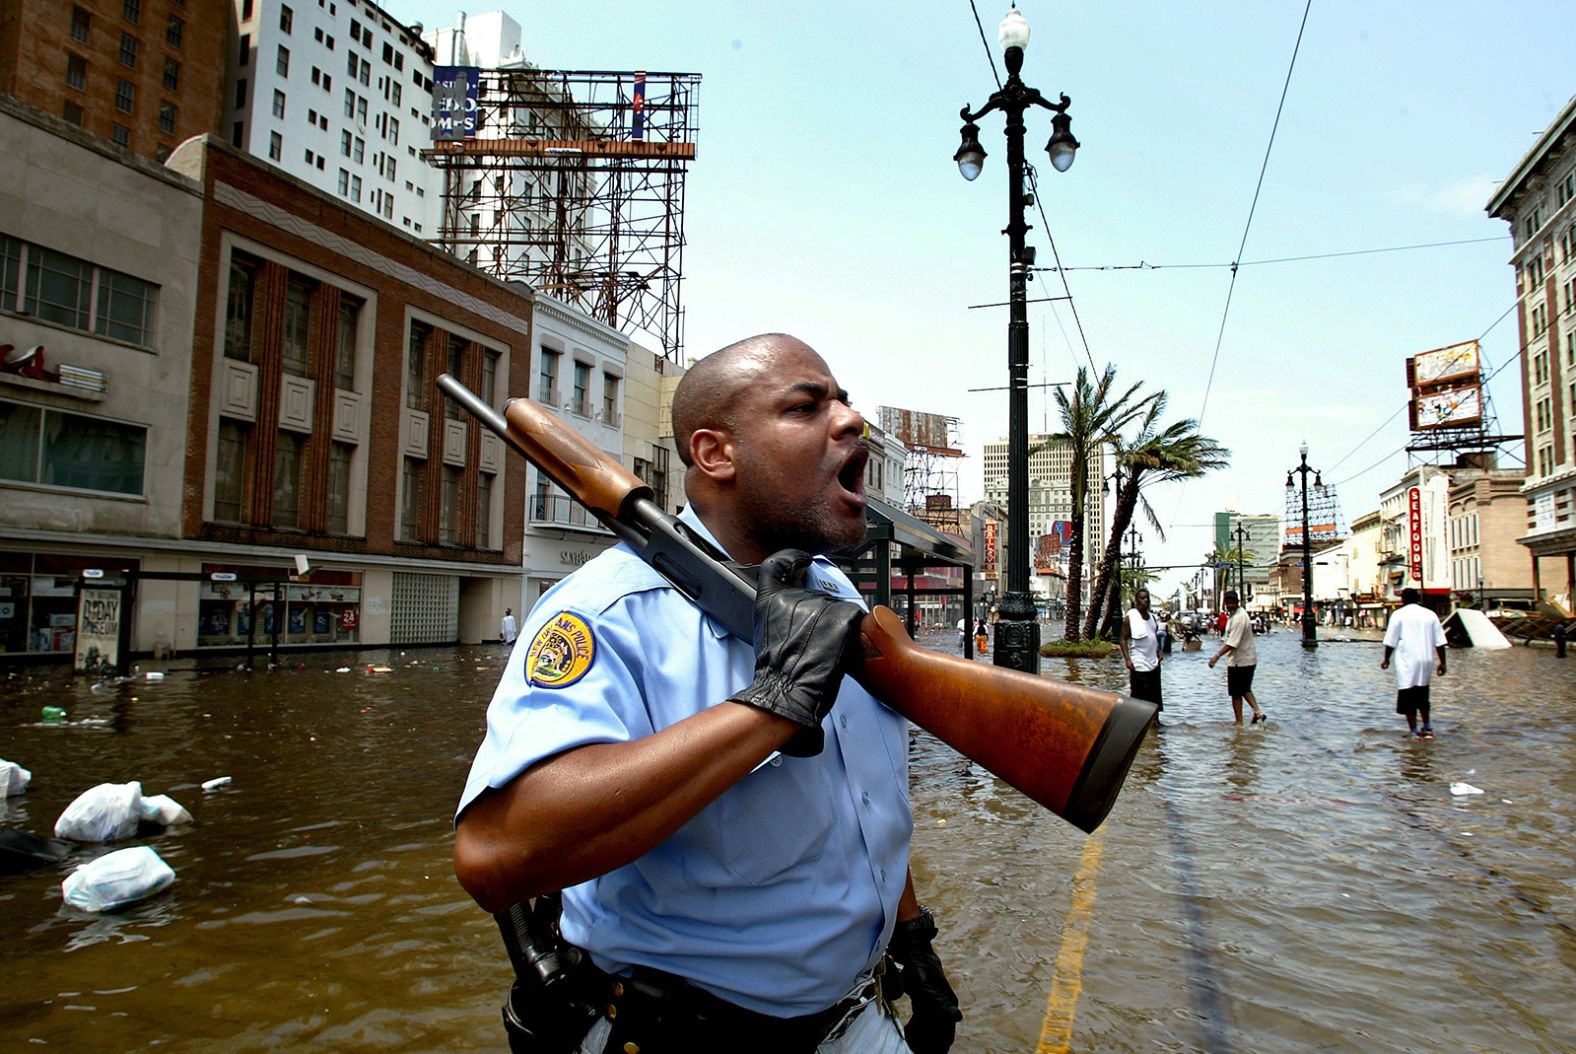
[387,0,1574,598]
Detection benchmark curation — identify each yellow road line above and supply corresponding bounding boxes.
[1035,832,1104,1054]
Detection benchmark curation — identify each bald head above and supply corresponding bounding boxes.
[672,333,808,467]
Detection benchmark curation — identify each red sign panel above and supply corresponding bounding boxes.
[984,520,998,576]
[1407,487,1422,584]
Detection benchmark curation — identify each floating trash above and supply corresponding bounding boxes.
[41,705,67,722]
[55,782,142,842]
[1449,782,1485,796]
[62,845,175,912]
[201,776,232,792]
[1,759,31,797]
[144,671,164,682]
[366,665,393,674]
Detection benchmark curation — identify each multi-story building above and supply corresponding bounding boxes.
[164,131,532,650]
[1448,461,1542,608]
[0,0,228,162]
[1378,464,1451,605]
[223,0,442,237]
[1488,92,1576,611]
[1,95,204,659]
[517,293,629,604]
[981,433,1106,581]
[1213,510,1280,597]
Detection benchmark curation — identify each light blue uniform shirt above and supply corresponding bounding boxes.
[458,508,913,1016]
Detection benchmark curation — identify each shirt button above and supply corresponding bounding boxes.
[770,756,782,767]
[861,791,871,805]
[880,868,887,882]
[840,715,848,729]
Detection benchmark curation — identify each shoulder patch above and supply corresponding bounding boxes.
[526,612,596,689]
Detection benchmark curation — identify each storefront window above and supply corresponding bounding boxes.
[196,564,361,649]
[0,552,138,655]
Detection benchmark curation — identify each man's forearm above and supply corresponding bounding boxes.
[455,701,798,912]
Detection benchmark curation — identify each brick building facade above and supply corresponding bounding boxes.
[0,0,228,162]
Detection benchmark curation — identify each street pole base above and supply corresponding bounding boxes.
[994,592,1040,674]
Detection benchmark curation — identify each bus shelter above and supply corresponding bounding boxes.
[837,496,979,655]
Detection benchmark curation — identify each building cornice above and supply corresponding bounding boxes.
[534,293,627,348]
[1488,93,1576,220]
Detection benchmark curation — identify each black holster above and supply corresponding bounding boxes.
[496,894,599,1054]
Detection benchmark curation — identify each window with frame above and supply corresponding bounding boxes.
[158,101,176,134]
[269,131,282,160]
[277,45,289,77]
[400,457,421,541]
[163,57,179,90]
[0,399,146,496]
[212,419,247,522]
[440,465,461,544]
[223,252,258,361]
[481,349,499,405]
[352,136,363,162]
[271,89,284,118]
[475,472,492,549]
[601,372,619,425]
[166,14,182,47]
[118,32,138,67]
[273,432,303,529]
[63,101,84,126]
[571,361,590,416]
[336,296,361,390]
[238,33,250,66]
[115,78,135,112]
[122,0,141,24]
[349,175,361,201]
[337,168,349,195]
[234,78,247,108]
[71,6,91,42]
[280,5,293,33]
[538,349,559,405]
[66,53,87,90]
[406,321,430,410]
[340,129,352,157]
[327,442,352,534]
[281,276,314,377]
[445,336,465,419]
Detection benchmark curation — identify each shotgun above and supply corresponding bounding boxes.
[438,374,1155,833]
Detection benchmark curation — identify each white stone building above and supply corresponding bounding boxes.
[223,0,443,237]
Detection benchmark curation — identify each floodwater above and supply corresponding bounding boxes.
[2,626,1573,1052]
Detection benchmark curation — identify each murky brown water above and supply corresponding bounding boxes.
[3,627,1573,1052]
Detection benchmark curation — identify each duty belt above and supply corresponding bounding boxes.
[593,961,882,1054]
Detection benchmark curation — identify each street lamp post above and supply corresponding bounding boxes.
[1125,526,1142,611]
[1286,441,1322,649]
[954,5,1079,672]
[1234,519,1248,600]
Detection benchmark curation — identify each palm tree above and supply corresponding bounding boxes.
[1084,396,1231,639]
[1047,365,1151,641]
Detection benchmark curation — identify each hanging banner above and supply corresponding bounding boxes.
[432,66,482,141]
[75,587,121,673]
[1407,487,1423,585]
[984,520,998,576]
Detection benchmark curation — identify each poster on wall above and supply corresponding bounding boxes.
[74,587,120,674]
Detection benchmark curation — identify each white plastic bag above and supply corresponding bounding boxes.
[137,793,193,827]
[54,781,143,842]
[61,845,175,912]
[0,759,30,797]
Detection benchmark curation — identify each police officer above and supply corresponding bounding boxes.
[455,334,960,1053]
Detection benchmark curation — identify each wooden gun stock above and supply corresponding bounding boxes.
[438,374,1156,833]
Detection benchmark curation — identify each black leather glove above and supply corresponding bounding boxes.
[729,549,864,757]
[887,907,962,1054]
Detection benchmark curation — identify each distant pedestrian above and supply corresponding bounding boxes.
[1209,590,1265,726]
[1380,587,1446,739]
[500,607,518,646]
[1554,622,1568,658]
[1119,587,1163,715]
[974,617,989,655]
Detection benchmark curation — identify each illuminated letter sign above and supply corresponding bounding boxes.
[1407,487,1423,584]
[432,66,481,141]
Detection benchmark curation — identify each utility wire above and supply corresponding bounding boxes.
[1038,236,1507,273]
[1196,0,1314,428]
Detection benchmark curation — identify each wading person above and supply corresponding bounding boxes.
[974,616,988,656]
[499,607,517,646]
[1380,587,1447,739]
[1118,587,1163,715]
[454,334,960,1054]
[1208,590,1265,726]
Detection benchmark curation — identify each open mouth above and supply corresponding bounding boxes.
[837,445,870,501]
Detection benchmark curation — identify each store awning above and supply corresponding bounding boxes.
[836,496,977,641]
[861,496,973,567]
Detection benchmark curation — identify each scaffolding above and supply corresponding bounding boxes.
[1283,482,1346,548]
[878,407,964,532]
[423,68,700,362]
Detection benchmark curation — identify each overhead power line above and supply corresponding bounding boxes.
[1037,236,1508,273]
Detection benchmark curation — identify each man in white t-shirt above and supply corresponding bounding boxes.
[500,608,518,646]
[1381,587,1447,739]
[1208,590,1265,726]
[1119,587,1163,714]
